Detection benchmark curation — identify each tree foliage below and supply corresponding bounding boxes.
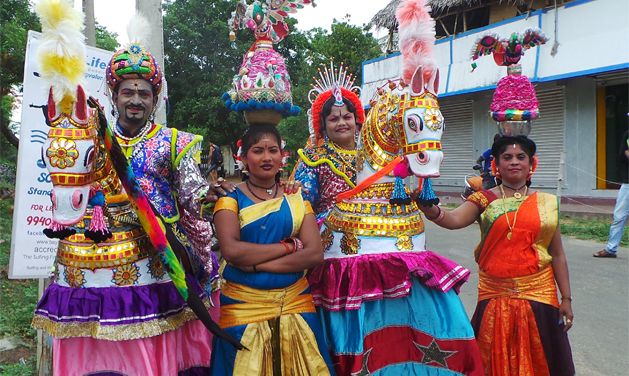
[0,0,40,149]
[95,22,119,51]
[163,0,252,151]
[163,1,382,163]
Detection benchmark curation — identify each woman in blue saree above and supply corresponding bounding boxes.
[211,124,334,375]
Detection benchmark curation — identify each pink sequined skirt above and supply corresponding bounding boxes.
[52,291,219,376]
[308,251,470,310]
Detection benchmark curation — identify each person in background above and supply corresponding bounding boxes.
[207,142,224,183]
[594,129,629,258]
[475,133,501,190]
[418,135,575,376]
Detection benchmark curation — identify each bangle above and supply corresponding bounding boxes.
[433,207,446,223]
[293,237,303,252]
[288,237,303,252]
[282,238,301,253]
[252,264,257,273]
[280,241,291,255]
[561,296,572,302]
[426,206,445,223]
[424,206,441,220]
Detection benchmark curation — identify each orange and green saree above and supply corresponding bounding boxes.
[467,190,574,376]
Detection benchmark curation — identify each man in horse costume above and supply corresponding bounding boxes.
[31,1,240,374]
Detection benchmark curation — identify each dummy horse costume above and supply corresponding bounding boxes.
[33,85,242,349]
[307,66,483,375]
[306,2,483,374]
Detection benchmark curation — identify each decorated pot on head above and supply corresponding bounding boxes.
[222,0,313,124]
[471,29,548,136]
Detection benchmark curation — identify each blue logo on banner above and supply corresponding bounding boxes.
[30,130,47,144]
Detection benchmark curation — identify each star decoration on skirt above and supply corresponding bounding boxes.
[415,339,457,368]
[351,347,373,376]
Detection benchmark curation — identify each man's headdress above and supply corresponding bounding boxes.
[106,17,163,95]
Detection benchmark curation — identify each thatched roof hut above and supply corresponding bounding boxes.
[369,0,531,32]
[370,0,540,51]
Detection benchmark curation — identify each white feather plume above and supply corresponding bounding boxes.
[127,15,151,45]
[35,0,86,103]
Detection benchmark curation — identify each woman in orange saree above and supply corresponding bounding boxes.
[418,136,575,375]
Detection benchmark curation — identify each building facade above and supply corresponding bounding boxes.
[362,0,629,199]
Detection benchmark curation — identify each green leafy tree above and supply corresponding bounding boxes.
[95,22,119,51]
[0,0,40,149]
[163,0,251,152]
[309,20,382,83]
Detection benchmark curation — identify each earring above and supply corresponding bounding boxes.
[149,108,157,122]
[491,159,499,177]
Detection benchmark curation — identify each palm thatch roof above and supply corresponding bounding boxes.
[369,0,528,30]
[369,0,402,31]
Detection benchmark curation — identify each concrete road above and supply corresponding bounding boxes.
[424,221,629,376]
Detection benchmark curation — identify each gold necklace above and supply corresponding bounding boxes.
[499,184,528,240]
[329,141,356,163]
[502,183,527,199]
[327,141,357,176]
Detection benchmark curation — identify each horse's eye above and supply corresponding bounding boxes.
[408,118,417,132]
[84,146,95,167]
[416,152,429,165]
[407,114,423,133]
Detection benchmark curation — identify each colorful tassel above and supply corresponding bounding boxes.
[390,158,412,205]
[417,177,440,206]
[43,219,76,239]
[390,176,412,205]
[85,189,112,242]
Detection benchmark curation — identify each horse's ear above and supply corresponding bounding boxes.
[47,88,56,121]
[410,66,425,96]
[428,69,440,95]
[74,85,87,122]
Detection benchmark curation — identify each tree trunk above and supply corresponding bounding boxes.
[0,110,19,149]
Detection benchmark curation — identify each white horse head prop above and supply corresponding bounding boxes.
[43,85,97,226]
[400,66,444,178]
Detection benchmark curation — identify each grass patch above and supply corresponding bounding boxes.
[0,354,36,376]
[560,215,628,246]
[0,197,37,373]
